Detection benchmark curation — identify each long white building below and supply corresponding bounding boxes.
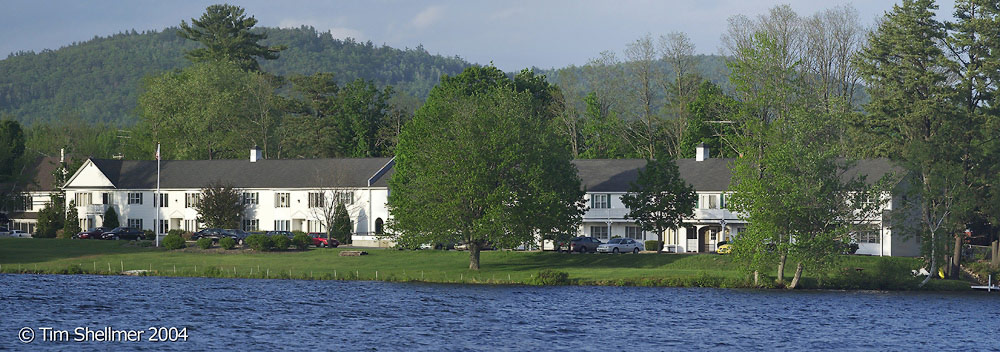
[60,146,919,256]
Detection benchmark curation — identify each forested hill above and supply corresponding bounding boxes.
[0,26,473,126]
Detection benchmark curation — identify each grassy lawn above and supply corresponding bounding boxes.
[0,238,972,290]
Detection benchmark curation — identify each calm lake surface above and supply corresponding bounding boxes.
[0,274,997,351]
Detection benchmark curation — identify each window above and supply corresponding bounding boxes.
[242,192,259,205]
[307,220,324,233]
[128,192,143,205]
[128,218,143,230]
[625,226,643,240]
[275,193,290,208]
[158,220,169,234]
[75,192,92,206]
[591,194,609,209]
[185,193,200,208]
[155,193,168,208]
[854,227,881,244]
[591,225,609,240]
[17,194,32,211]
[700,194,719,209]
[184,220,198,232]
[101,192,112,205]
[308,192,325,208]
[334,191,354,205]
[243,219,259,232]
[274,220,290,231]
[375,218,384,234]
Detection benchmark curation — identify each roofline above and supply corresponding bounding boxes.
[368,157,395,187]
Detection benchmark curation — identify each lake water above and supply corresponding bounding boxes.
[0,274,997,351]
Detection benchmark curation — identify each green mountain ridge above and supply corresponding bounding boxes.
[0,26,474,126]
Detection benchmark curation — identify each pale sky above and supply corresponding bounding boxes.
[1,0,958,71]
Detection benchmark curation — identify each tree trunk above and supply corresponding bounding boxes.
[753,270,759,286]
[919,256,936,287]
[788,262,804,289]
[943,255,951,278]
[952,234,962,279]
[776,253,787,285]
[469,242,481,270]
[992,240,998,268]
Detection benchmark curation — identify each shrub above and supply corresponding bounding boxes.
[142,229,154,240]
[162,234,186,250]
[181,231,195,241]
[168,229,185,238]
[645,240,663,252]
[292,233,311,250]
[197,237,213,249]
[219,236,236,250]
[56,229,71,239]
[244,234,273,251]
[272,234,290,250]
[527,270,570,285]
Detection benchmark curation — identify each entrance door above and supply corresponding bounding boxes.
[686,229,698,252]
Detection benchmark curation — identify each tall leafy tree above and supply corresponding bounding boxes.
[620,157,697,244]
[195,182,245,229]
[34,194,65,238]
[854,0,969,286]
[331,202,352,244]
[178,4,285,71]
[63,201,81,237]
[103,207,120,229]
[680,81,739,158]
[388,66,585,270]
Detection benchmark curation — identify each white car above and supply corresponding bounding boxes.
[8,230,30,238]
[596,238,643,254]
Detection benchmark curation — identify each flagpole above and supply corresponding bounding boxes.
[155,143,161,248]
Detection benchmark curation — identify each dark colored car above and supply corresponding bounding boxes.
[570,236,603,253]
[309,233,339,248]
[101,227,145,240]
[191,228,224,241]
[221,229,251,244]
[73,227,109,239]
[266,230,295,239]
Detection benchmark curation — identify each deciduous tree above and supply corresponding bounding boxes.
[195,182,245,229]
[620,157,697,245]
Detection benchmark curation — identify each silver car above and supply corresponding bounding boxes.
[597,238,643,254]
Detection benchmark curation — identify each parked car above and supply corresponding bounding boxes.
[716,241,731,254]
[73,227,109,239]
[570,237,603,253]
[266,230,295,239]
[191,228,224,241]
[101,227,144,240]
[8,229,30,238]
[309,233,339,248]
[220,229,251,245]
[597,238,643,254]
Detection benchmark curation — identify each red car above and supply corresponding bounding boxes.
[73,227,110,239]
[309,233,339,248]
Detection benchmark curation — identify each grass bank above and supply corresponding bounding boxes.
[0,238,970,291]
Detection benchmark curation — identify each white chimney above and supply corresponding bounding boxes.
[250,146,262,163]
[696,143,710,161]
[60,148,65,163]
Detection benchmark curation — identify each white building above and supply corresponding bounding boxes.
[62,148,394,247]
[59,145,919,256]
[573,145,918,256]
[4,156,66,235]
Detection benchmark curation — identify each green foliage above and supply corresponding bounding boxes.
[331,202,352,244]
[645,240,664,252]
[244,234,273,251]
[167,229,185,237]
[292,232,311,250]
[271,234,290,251]
[527,270,571,285]
[219,236,237,250]
[34,194,65,238]
[389,66,585,270]
[0,120,26,181]
[194,182,244,229]
[142,229,153,240]
[178,4,284,72]
[621,158,697,242]
[63,201,81,236]
[162,234,186,250]
[577,92,633,159]
[102,207,120,229]
[196,237,213,250]
[681,81,739,158]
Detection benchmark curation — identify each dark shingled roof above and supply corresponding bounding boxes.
[573,158,734,192]
[573,157,900,192]
[1,156,63,192]
[78,158,394,189]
